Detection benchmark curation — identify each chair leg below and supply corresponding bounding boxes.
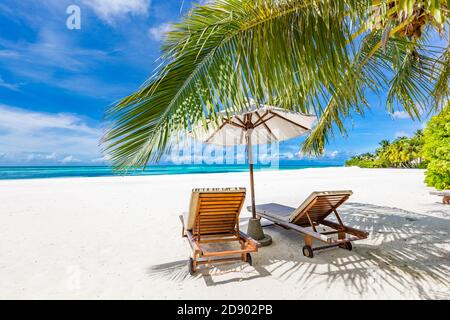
[192,253,198,274]
[241,242,247,262]
[188,256,196,275]
[304,235,313,247]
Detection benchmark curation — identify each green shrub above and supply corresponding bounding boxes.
[345,153,377,168]
[423,103,450,190]
[345,158,377,168]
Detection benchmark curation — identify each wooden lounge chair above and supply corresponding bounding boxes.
[251,191,368,258]
[430,190,450,204]
[180,187,259,275]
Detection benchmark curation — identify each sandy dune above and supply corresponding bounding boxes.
[0,167,448,299]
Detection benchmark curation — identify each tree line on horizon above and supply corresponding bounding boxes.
[345,103,449,190]
[345,130,427,169]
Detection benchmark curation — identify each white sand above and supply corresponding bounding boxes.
[0,167,448,300]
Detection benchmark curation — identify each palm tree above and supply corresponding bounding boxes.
[410,129,425,165]
[102,0,449,169]
[375,139,391,166]
[376,139,390,155]
[380,133,424,168]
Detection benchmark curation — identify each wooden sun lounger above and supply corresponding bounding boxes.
[430,190,450,204]
[251,191,368,258]
[180,188,258,274]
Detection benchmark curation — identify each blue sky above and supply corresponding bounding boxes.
[0,0,431,166]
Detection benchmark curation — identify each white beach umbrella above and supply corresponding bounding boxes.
[190,104,316,244]
[193,105,316,147]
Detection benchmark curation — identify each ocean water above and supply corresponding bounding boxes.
[0,163,341,180]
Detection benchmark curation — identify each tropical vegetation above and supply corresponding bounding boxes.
[102,0,449,169]
[423,102,450,190]
[346,102,449,190]
[345,130,427,168]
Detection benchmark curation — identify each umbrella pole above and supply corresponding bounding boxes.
[245,130,272,246]
[249,164,256,219]
[247,130,257,219]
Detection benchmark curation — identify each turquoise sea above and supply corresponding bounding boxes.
[0,162,341,180]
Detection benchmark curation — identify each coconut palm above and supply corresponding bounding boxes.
[375,139,391,166]
[102,0,449,169]
[378,132,424,167]
[376,139,391,155]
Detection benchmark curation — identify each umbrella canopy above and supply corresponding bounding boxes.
[191,105,317,146]
[191,104,317,219]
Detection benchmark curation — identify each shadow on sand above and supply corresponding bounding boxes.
[147,202,449,298]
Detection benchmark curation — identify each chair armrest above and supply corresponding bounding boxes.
[239,231,261,248]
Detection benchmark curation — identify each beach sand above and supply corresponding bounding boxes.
[0,167,448,299]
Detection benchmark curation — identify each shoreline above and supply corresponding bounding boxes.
[0,164,343,181]
[0,164,429,182]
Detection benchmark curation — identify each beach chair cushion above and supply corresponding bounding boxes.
[254,191,353,226]
[185,187,246,230]
[252,203,296,222]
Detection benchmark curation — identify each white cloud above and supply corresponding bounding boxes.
[235,152,246,162]
[23,152,59,162]
[0,29,130,98]
[84,0,150,24]
[45,152,57,160]
[389,111,410,119]
[148,23,172,42]
[0,28,109,73]
[0,104,101,163]
[91,157,109,164]
[281,152,294,160]
[295,150,306,159]
[328,150,339,158]
[294,148,341,160]
[0,76,20,91]
[394,131,411,138]
[258,152,280,164]
[295,149,316,159]
[60,155,81,164]
[25,154,39,161]
[0,104,98,136]
[0,50,19,58]
[49,75,131,99]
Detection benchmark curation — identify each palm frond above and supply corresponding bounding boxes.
[302,30,447,155]
[432,46,450,106]
[102,0,370,168]
[102,0,449,168]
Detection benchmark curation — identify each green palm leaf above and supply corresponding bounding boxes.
[102,0,449,169]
